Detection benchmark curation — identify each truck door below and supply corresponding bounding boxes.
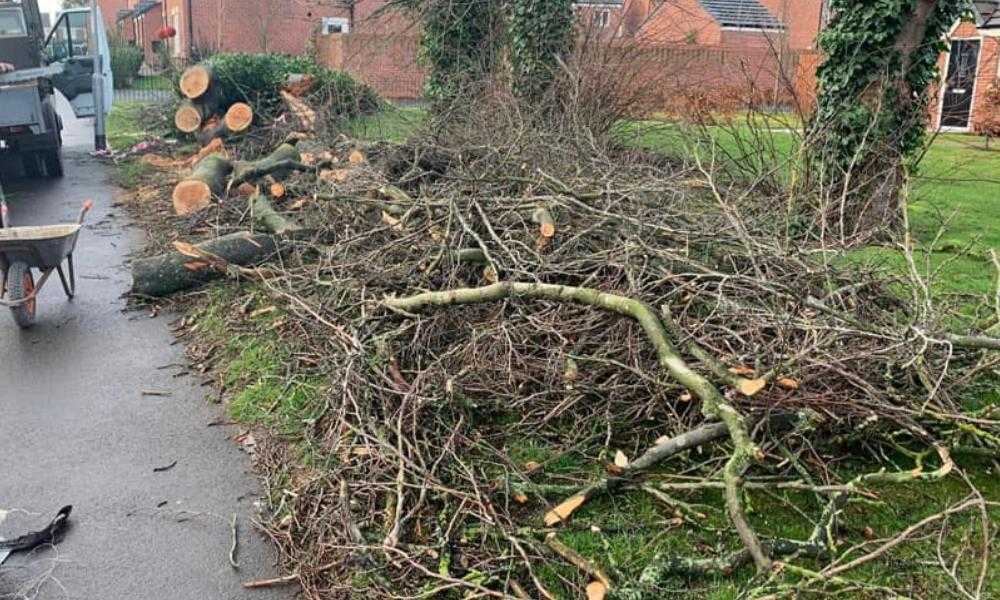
[42,8,113,119]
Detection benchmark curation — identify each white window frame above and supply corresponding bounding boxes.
[321,16,350,35]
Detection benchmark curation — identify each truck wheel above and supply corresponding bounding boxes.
[44,150,64,178]
[6,262,37,329]
[22,153,42,178]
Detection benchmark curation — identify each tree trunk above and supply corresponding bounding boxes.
[231,143,302,186]
[809,0,962,244]
[196,103,254,146]
[130,232,279,297]
[172,154,233,215]
[224,102,254,133]
[174,85,223,133]
[179,63,216,99]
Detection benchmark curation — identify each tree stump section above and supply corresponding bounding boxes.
[131,232,279,297]
[174,85,223,134]
[172,154,233,215]
[225,102,254,133]
[231,143,302,186]
[196,103,254,146]
[179,63,215,100]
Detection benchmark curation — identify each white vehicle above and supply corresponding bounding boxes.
[0,0,112,178]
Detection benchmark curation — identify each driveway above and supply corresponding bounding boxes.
[0,99,291,599]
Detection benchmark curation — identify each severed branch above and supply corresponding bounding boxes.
[541,421,728,526]
[251,193,301,235]
[384,281,772,573]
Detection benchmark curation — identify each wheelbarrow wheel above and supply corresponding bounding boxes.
[6,262,37,329]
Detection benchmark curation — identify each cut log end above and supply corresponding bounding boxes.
[269,182,286,199]
[180,65,212,99]
[224,102,254,133]
[175,105,203,133]
[172,180,213,215]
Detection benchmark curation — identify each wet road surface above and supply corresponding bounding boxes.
[0,99,291,599]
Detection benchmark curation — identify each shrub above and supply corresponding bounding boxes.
[110,38,144,89]
[205,53,381,123]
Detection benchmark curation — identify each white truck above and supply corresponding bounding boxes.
[0,0,112,177]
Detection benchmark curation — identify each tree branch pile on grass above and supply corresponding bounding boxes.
[129,86,1000,599]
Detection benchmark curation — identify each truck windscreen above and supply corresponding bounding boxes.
[0,8,27,37]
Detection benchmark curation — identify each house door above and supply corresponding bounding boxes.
[940,39,981,129]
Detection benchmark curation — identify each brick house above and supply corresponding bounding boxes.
[112,1,165,63]
[574,0,827,50]
[101,0,395,59]
[930,1,1000,132]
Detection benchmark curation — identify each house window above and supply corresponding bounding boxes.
[593,10,610,29]
[322,17,350,35]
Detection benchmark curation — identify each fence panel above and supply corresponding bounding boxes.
[110,26,176,105]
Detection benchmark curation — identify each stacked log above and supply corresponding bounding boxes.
[175,62,254,143]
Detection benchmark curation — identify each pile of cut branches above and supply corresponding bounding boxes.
[125,93,1000,599]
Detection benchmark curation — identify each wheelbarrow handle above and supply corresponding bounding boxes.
[78,200,94,225]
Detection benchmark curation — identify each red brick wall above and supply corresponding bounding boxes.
[637,0,721,45]
[628,43,805,114]
[793,50,822,112]
[720,29,784,49]
[758,0,825,50]
[139,4,165,61]
[99,0,131,31]
[317,32,425,100]
[972,37,1000,132]
[155,0,378,59]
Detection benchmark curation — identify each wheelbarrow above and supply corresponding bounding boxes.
[0,185,92,328]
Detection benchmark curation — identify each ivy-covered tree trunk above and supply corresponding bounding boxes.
[418,0,501,106]
[509,0,574,100]
[810,0,966,242]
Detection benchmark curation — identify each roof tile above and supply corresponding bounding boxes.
[698,0,784,30]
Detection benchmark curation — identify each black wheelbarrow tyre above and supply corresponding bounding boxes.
[6,262,37,329]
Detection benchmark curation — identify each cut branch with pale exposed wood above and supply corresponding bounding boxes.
[538,421,728,526]
[224,102,254,134]
[252,193,301,236]
[281,90,317,132]
[130,232,279,297]
[172,153,233,215]
[179,63,215,99]
[230,143,303,188]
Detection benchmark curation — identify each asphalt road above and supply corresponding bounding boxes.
[0,100,291,599]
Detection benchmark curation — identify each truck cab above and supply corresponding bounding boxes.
[0,1,112,178]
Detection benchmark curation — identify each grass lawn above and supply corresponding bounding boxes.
[342,105,426,143]
[106,101,153,150]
